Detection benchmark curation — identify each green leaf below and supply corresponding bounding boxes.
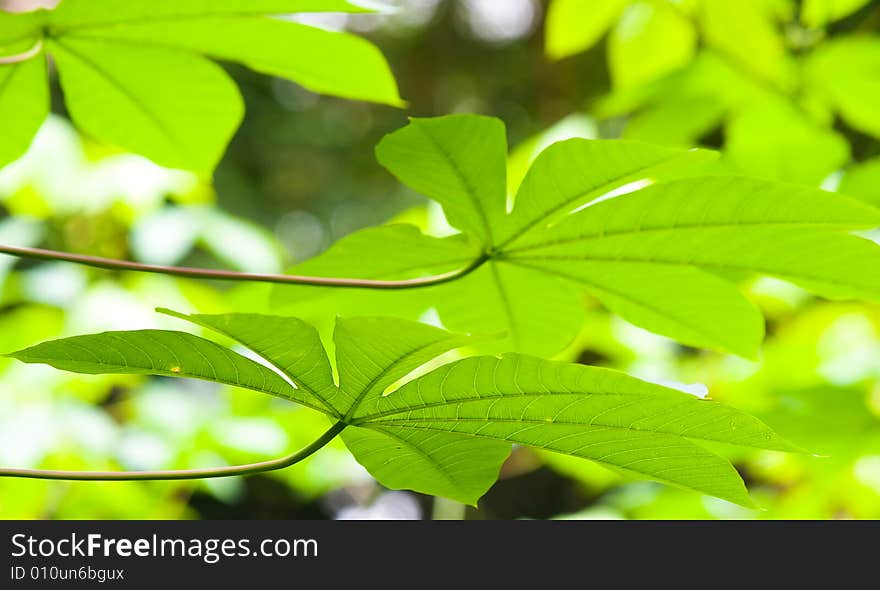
[376,115,508,245]
[353,353,800,506]
[0,56,49,168]
[435,260,586,357]
[545,0,627,60]
[801,0,872,28]
[724,98,850,185]
[278,115,880,358]
[698,0,794,88]
[806,37,880,139]
[3,0,400,173]
[0,9,46,46]
[517,259,765,359]
[48,0,372,28]
[7,313,797,505]
[341,426,510,506]
[498,137,713,247]
[57,17,403,106]
[157,309,338,415]
[273,224,482,304]
[608,1,696,89]
[49,37,244,175]
[5,329,299,402]
[508,177,880,304]
[332,316,477,418]
[0,10,49,169]
[840,157,880,207]
[596,51,763,146]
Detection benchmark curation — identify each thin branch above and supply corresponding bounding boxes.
[0,421,347,481]
[0,244,488,289]
[0,37,43,65]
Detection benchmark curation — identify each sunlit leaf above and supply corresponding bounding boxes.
[353,353,800,506]
[609,2,696,89]
[0,56,48,168]
[157,309,337,414]
[545,0,627,60]
[6,330,299,402]
[806,37,880,139]
[0,0,400,174]
[725,98,850,185]
[57,14,402,106]
[331,316,477,417]
[7,313,797,506]
[50,37,244,174]
[840,157,880,207]
[285,115,880,358]
[376,115,508,245]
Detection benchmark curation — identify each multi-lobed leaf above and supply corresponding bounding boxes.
[0,0,401,174]
[275,114,880,359]
[5,312,797,506]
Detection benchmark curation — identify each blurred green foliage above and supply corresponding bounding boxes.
[1,0,879,519]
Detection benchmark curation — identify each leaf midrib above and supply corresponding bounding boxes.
[502,219,876,255]
[497,152,692,249]
[360,421,745,501]
[414,122,494,244]
[356,387,675,422]
[364,414,771,449]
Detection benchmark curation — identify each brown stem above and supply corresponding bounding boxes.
[0,243,488,289]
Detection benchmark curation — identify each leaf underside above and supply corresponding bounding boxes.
[276,115,880,359]
[7,312,797,506]
[0,0,401,173]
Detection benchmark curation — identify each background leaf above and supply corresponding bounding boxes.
[806,37,880,139]
[0,56,48,168]
[49,37,244,174]
[47,0,372,27]
[57,18,403,106]
[609,1,696,89]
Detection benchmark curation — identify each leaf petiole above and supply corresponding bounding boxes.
[0,421,347,481]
